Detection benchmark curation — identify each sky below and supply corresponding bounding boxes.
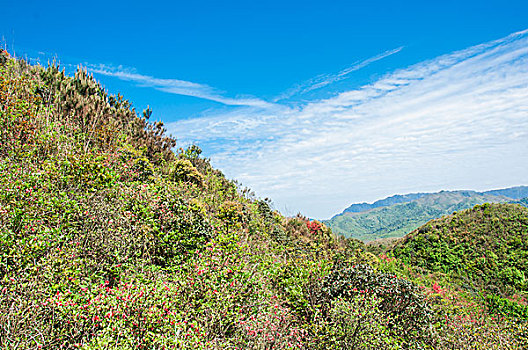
[2,0,528,219]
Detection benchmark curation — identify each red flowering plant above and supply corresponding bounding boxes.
[306,220,322,236]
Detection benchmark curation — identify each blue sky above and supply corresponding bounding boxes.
[2,0,528,218]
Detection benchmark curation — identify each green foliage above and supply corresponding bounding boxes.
[169,158,204,186]
[486,294,528,320]
[320,264,434,346]
[309,295,396,349]
[392,203,528,297]
[391,202,528,343]
[149,191,212,266]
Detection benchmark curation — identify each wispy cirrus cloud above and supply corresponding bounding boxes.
[167,29,528,219]
[274,46,404,101]
[87,46,402,108]
[88,64,273,108]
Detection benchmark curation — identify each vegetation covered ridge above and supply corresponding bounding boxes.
[1,50,526,349]
[392,203,528,320]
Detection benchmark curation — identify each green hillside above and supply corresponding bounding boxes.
[392,203,528,319]
[326,190,513,241]
[1,50,527,349]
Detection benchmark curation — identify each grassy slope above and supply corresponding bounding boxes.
[1,51,526,349]
[326,191,510,241]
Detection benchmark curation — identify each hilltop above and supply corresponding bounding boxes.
[392,203,528,319]
[325,187,528,241]
[1,50,527,349]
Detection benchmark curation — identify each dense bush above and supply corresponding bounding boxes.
[319,264,434,347]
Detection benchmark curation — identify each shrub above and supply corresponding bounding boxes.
[320,264,434,346]
[170,159,204,186]
[309,294,394,350]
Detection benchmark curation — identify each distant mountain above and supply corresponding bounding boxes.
[483,186,528,200]
[518,197,528,207]
[340,192,428,214]
[325,186,527,241]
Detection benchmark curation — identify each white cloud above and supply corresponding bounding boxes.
[88,64,273,108]
[167,29,528,219]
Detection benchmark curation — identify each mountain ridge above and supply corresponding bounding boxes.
[334,186,528,218]
[326,186,528,241]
